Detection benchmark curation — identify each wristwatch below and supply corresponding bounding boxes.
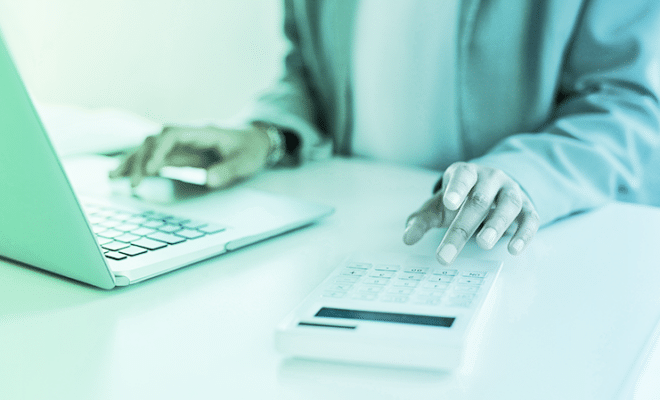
[258,124,285,168]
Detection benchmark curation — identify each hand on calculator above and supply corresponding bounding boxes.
[403,162,540,265]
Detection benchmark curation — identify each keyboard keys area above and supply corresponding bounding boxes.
[84,203,226,261]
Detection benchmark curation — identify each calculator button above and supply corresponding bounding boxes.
[413,298,442,306]
[387,287,414,295]
[454,285,479,293]
[381,295,409,303]
[334,276,360,284]
[446,299,473,308]
[463,271,487,278]
[322,291,346,298]
[359,285,384,294]
[326,284,353,292]
[432,269,458,276]
[458,277,483,285]
[346,263,371,270]
[369,271,396,279]
[393,279,419,288]
[340,268,367,277]
[399,273,424,281]
[403,267,429,274]
[374,264,400,271]
[427,276,454,283]
[362,277,390,286]
[423,282,450,290]
[416,290,444,298]
[447,293,476,302]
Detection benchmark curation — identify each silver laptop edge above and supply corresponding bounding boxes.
[0,33,117,289]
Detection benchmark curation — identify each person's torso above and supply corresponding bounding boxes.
[291,0,582,164]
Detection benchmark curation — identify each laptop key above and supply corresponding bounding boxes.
[175,228,205,239]
[181,220,209,229]
[132,237,168,250]
[115,233,142,243]
[158,223,183,233]
[119,245,148,256]
[147,231,186,244]
[130,227,157,236]
[198,224,226,234]
[102,241,130,251]
[142,220,166,229]
[105,251,127,260]
[97,229,125,239]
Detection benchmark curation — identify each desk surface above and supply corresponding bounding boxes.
[1,157,659,399]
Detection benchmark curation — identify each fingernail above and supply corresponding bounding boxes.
[444,192,461,210]
[437,244,457,264]
[511,239,524,254]
[480,227,497,247]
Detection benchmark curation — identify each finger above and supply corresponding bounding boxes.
[439,203,459,228]
[205,150,263,189]
[403,216,430,245]
[476,186,524,250]
[442,163,478,210]
[166,151,214,168]
[403,195,445,245]
[109,152,136,179]
[149,128,238,173]
[144,129,180,175]
[128,136,156,187]
[508,201,540,255]
[436,181,499,264]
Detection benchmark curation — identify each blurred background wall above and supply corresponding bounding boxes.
[0,0,286,124]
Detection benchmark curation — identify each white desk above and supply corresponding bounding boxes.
[1,157,659,399]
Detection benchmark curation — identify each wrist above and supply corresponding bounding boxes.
[252,123,285,168]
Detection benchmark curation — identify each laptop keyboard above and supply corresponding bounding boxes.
[83,202,226,261]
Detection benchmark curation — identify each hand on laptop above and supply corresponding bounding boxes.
[109,125,270,189]
[402,162,540,265]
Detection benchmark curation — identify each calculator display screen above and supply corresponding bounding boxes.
[315,307,455,328]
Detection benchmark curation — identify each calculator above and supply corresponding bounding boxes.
[275,252,502,370]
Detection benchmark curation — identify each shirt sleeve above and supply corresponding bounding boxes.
[471,0,660,226]
[237,0,332,166]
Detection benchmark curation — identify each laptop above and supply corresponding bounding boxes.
[0,32,333,289]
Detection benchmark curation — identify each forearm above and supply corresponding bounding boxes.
[468,0,660,226]
[240,0,331,165]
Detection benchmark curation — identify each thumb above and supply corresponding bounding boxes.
[205,151,265,189]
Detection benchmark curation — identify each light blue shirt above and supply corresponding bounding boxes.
[352,0,461,170]
[246,0,660,226]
